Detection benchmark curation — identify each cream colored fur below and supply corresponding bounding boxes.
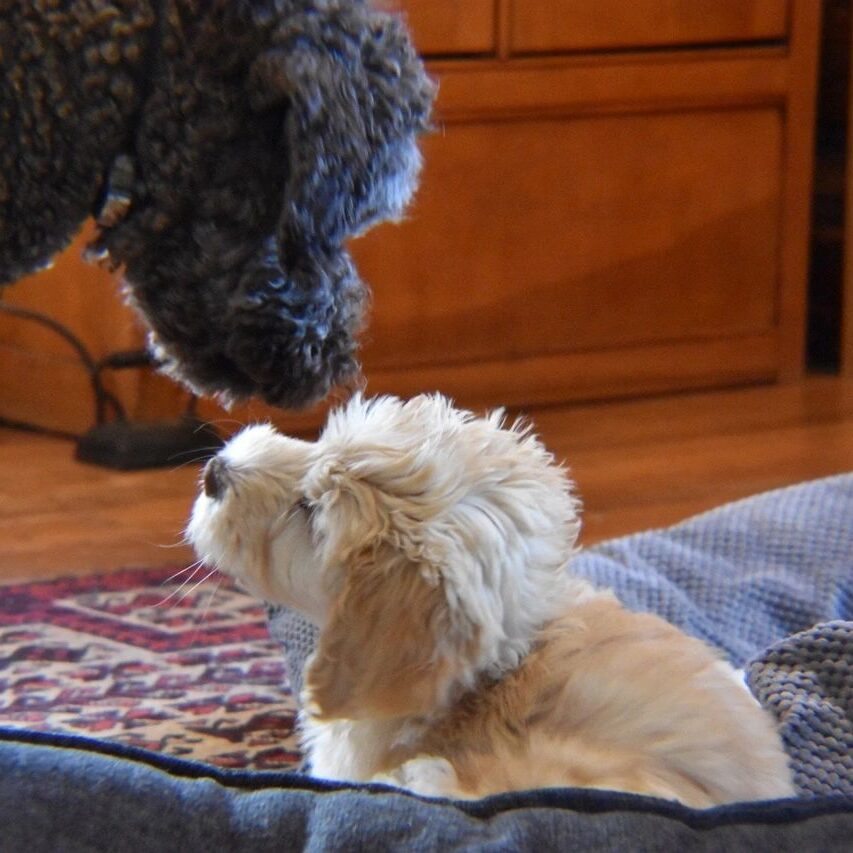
[187,394,794,808]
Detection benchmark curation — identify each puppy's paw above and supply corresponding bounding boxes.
[373,756,465,799]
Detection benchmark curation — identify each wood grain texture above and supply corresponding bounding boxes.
[1,378,850,582]
[355,109,782,367]
[430,52,790,122]
[508,0,789,54]
[353,335,779,412]
[401,0,496,56]
[0,429,200,579]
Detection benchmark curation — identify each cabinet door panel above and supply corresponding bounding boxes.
[510,0,788,54]
[352,108,781,371]
[401,0,495,56]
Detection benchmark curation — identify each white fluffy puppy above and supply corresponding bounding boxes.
[187,394,794,807]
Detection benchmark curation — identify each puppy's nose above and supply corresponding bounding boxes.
[203,457,228,499]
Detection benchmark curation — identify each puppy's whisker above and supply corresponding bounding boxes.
[169,567,219,610]
[196,418,245,432]
[168,447,224,472]
[153,563,204,607]
[170,445,223,459]
[169,459,207,473]
[188,577,224,648]
[161,561,203,586]
[152,536,192,550]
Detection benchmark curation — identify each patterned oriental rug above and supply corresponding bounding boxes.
[0,567,302,771]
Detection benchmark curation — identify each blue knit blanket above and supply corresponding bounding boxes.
[269,474,853,799]
[747,621,852,797]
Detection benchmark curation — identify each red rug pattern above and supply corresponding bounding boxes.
[0,568,301,770]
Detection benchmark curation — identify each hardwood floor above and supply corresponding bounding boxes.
[1,376,851,583]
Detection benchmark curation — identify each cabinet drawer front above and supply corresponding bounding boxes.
[401,0,495,56]
[510,0,788,54]
[353,109,781,371]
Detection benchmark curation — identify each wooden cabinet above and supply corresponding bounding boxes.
[358,110,781,365]
[509,1,790,53]
[337,0,820,416]
[0,2,822,434]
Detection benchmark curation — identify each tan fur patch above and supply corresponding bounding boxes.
[306,546,478,720]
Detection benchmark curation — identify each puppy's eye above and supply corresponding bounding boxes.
[296,498,313,514]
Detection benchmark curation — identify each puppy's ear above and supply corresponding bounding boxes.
[305,545,477,721]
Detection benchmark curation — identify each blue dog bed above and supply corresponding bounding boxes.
[2,475,851,850]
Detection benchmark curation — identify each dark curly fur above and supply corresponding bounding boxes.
[0,1,433,408]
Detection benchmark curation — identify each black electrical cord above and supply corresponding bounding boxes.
[0,414,79,442]
[0,297,127,436]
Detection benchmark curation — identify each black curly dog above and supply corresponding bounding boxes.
[0,0,433,408]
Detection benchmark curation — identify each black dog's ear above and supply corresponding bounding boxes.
[247,4,435,250]
[219,3,432,408]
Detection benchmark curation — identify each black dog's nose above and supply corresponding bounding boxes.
[203,457,228,499]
